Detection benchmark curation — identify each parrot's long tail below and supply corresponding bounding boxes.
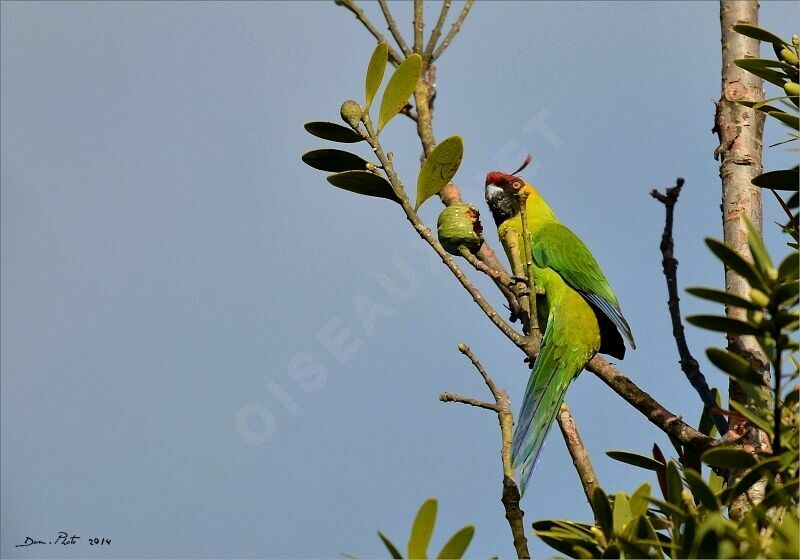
[511,316,587,495]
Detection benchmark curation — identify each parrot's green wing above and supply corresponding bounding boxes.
[531,221,635,349]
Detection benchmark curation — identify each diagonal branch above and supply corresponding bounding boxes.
[650,178,728,435]
[377,0,412,57]
[431,0,474,61]
[556,403,600,518]
[439,344,530,559]
[423,0,452,62]
[586,356,716,454]
[336,0,404,65]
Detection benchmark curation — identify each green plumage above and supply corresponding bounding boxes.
[486,179,634,494]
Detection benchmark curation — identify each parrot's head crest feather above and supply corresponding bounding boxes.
[484,154,533,188]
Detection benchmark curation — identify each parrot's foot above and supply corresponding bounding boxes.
[510,274,530,286]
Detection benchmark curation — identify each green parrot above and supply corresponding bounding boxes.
[485,162,635,494]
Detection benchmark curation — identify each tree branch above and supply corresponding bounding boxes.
[377,0,412,57]
[650,178,729,435]
[432,0,474,61]
[413,0,424,53]
[439,344,530,559]
[586,356,716,454]
[423,0,452,63]
[335,0,404,66]
[556,403,600,517]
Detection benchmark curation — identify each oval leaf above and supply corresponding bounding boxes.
[701,446,757,469]
[365,42,389,111]
[591,487,613,539]
[768,111,800,130]
[612,493,633,535]
[302,149,371,173]
[304,121,364,143]
[734,59,788,87]
[606,450,666,471]
[378,531,403,560]
[416,135,464,210]
[436,526,474,559]
[327,170,399,202]
[742,215,773,274]
[687,315,762,336]
[778,252,799,280]
[683,469,720,511]
[685,287,761,311]
[706,348,764,385]
[732,24,790,47]
[666,461,683,506]
[378,54,422,131]
[408,498,437,560]
[752,167,799,191]
[704,238,766,290]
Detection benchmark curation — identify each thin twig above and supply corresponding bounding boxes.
[440,344,530,559]
[399,102,419,122]
[587,355,716,453]
[423,0,452,62]
[440,392,498,412]
[413,0,424,53]
[769,188,798,231]
[336,0,403,65]
[431,0,474,61]
[377,0,412,56]
[650,178,729,435]
[556,403,600,518]
[457,245,523,322]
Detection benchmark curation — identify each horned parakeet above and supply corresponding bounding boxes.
[485,165,635,494]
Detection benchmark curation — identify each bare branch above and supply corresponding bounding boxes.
[440,392,498,412]
[441,344,530,559]
[336,0,403,65]
[432,0,474,61]
[556,403,599,515]
[378,0,412,56]
[651,178,728,435]
[423,0,452,62]
[413,0,424,53]
[586,356,716,454]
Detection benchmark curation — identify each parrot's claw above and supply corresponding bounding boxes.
[511,274,529,286]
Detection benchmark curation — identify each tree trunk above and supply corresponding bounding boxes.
[715,0,769,521]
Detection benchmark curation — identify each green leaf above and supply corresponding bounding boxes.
[706,348,767,386]
[591,487,613,539]
[378,531,403,560]
[774,280,800,306]
[613,493,633,535]
[644,496,688,521]
[778,252,799,281]
[326,170,399,202]
[629,483,652,517]
[769,111,800,130]
[701,446,757,469]
[729,400,773,434]
[752,168,800,191]
[732,24,790,47]
[408,498,437,559]
[709,471,724,494]
[378,54,422,131]
[735,58,789,87]
[304,121,364,143]
[666,461,683,506]
[705,238,767,290]
[685,287,761,311]
[302,149,371,173]
[742,215,773,274]
[415,135,464,210]
[722,457,782,505]
[687,315,762,336]
[365,42,389,111]
[436,526,474,559]
[684,469,720,511]
[606,450,666,471]
[699,387,723,437]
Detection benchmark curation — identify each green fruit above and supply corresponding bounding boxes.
[437,203,484,256]
[784,81,800,97]
[340,100,364,129]
[749,289,770,308]
[780,47,800,66]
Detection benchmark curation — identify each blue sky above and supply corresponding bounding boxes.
[2,1,797,558]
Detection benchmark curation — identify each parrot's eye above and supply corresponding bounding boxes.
[512,180,523,190]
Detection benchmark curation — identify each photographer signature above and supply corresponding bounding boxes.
[16,532,110,547]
